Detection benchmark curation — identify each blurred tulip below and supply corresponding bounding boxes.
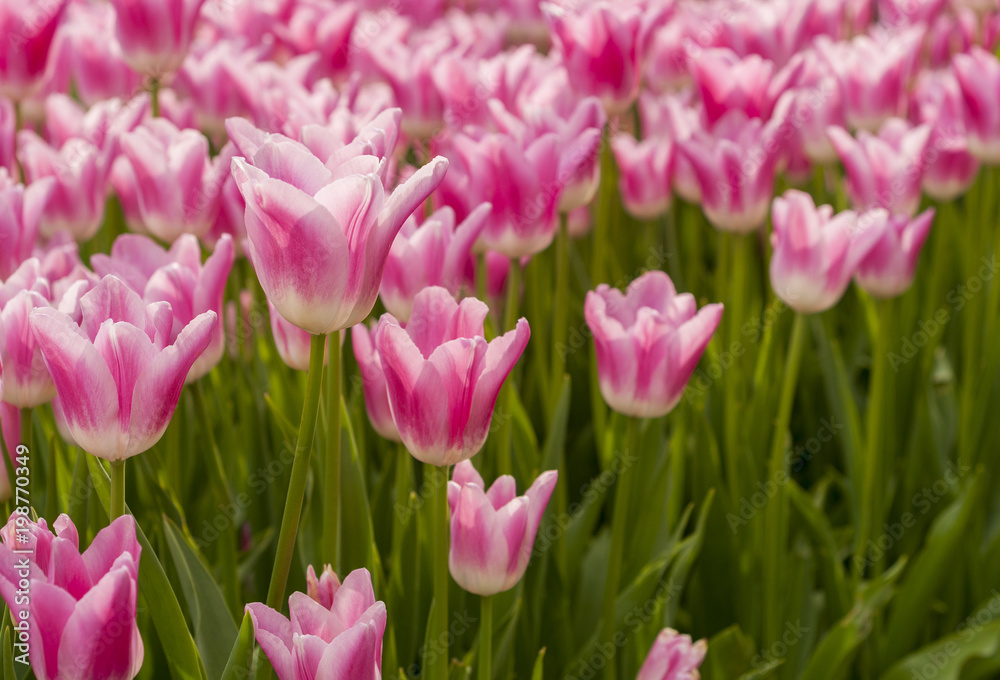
[351,321,399,442]
[108,0,208,77]
[229,118,448,334]
[0,0,67,100]
[769,190,879,314]
[612,132,672,220]
[636,628,707,680]
[246,567,385,680]
[854,208,935,299]
[0,170,52,280]
[0,288,55,407]
[376,286,529,466]
[56,2,142,105]
[585,270,723,418]
[911,69,980,201]
[29,275,216,460]
[0,514,142,680]
[953,46,1000,163]
[691,48,779,125]
[447,461,557,596]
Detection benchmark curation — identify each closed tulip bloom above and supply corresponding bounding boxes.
[0,0,67,100]
[270,300,317,372]
[0,288,56,407]
[854,208,935,299]
[636,629,706,680]
[246,567,386,680]
[57,1,142,105]
[108,0,207,77]
[229,120,448,335]
[0,170,52,280]
[29,275,216,460]
[111,118,223,242]
[305,564,341,608]
[351,320,399,442]
[953,47,1000,163]
[376,286,529,466]
[447,461,557,596]
[828,120,932,217]
[692,48,778,125]
[585,271,722,418]
[676,112,779,233]
[911,70,979,201]
[612,132,672,220]
[769,190,879,314]
[0,514,142,680]
[381,204,490,321]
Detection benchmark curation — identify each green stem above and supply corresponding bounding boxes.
[592,126,615,286]
[192,382,233,506]
[599,416,640,680]
[761,313,807,645]
[323,333,342,569]
[427,463,451,679]
[68,449,89,530]
[476,251,488,303]
[265,334,327,610]
[13,101,24,184]
[150,78,161,118]
[110,460,126,520]
[503,257,522,332]
[19,408,31,454]
[478,595,492,680]
[549,213,571,410]
[495,258,522,478]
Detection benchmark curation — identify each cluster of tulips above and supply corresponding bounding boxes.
[0,0,999,678]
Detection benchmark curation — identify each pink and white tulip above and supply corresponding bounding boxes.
[854,208,935,299]
[376,286,529,466]
[0,0,67,100]
[447,461,557,596]
[612,132,672,220]
[585,271,723,418]
[953,47,1000,163]
[351,321,400,442]
[636,628,707,680]
[108,0,208,77]
[0,170,52,280]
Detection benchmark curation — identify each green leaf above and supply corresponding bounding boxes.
[879,619,1000,680]
[3,628,14,680]
[787,480,851,621]
[163,517,239,680]
[531,647,546,680]
[86,455,207,680]
[700,625,757,680]
[220,612,256,680]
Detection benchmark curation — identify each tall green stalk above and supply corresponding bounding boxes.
[150,78,161,118]
[495,258,522,477]
[426,463,451,679]
[599,416,640,680]
[478,595,493,680]
[323,333,342,569]
[265,334,326,610]
[549,213,571,413]
[110,460,126,520]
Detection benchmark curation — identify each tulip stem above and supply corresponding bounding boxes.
[479,595,493,680]
[19,408,31,454]
[427,463,450,679]
[495,258,522,478]
[592,124,615,286]
[150,78,161,118]
[550,213,571,412]
[13,101,24,183]
[110,460,126,520]
[266,334,327,611]
[599,415,640,680]
[476,251,488,304]
[761,312,807,647]
[323,332,342,570]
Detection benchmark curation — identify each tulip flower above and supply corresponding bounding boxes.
[229,119,448,335]
[92,233,234,382]
[447,461,557,596]
[0,288,56,408]
[911,69,979,201]
[380,204,490,321]
[769,190,880,314]
[636,629,707,680]
[854,209,935,299]
[56,1,142,105]
[351,321,401,442]
[0,170,52,280]
[29,275,216,460]
[612,133,672,220]
[110,118,224,242]
[676,111,779,233]
[827,120,932,217]
[585,270,723,418]
[691,48,779,125]
[0,0,67,100]
[376,286,529,466]
[0,513,143,680]
[173,39,261,138]
[108,0,208,77]
[246,567,386,680]
[953,47,1000,164]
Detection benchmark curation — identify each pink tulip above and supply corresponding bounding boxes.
[29,275,216,460]
[376,286,529,466]
[93,233,234,382]
[828,119,932,217]
[585,271,722,418]
[108,0,208,77]
[110,118,223,242]
[0,0,67,100]
[351,320,399,441]
[270,299,317,372]
[42,94,148,154]
[953,47,1000,163]
[676,112,780,233]
[228,118,448,335]
[17,131,109,242]
[246,567,386,680]
[0,513,142,680]
[173,39,262,138]
[274,1,358,80]
[636,629,706,680]
[769,190,879,314]
[305,563,341,608]
[692,48,778,125]
[0,400,19,493]
[0,170,52,280]
[612,132,672,220]
[447,461,557,596]
[815,28,923,132]
[381,204,490,322]
[0,287,56,408]
[854,208,935,299]
[56,2,142,105]
[911,69,980,201]
[638,92,702,204]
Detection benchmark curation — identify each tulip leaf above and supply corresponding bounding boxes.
[86,455,208,680]
[878,619,1000,680]
[3,628,13,680]
[220,612,256,680]
[699,625,758,680]
[787,480,852,621]
[531,647,546,680]
[163,517,239,680]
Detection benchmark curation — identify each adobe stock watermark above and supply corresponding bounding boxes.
[911,589,1000,680]
[726,416,845,531]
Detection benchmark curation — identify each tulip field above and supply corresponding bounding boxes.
[3,0,1000,678]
